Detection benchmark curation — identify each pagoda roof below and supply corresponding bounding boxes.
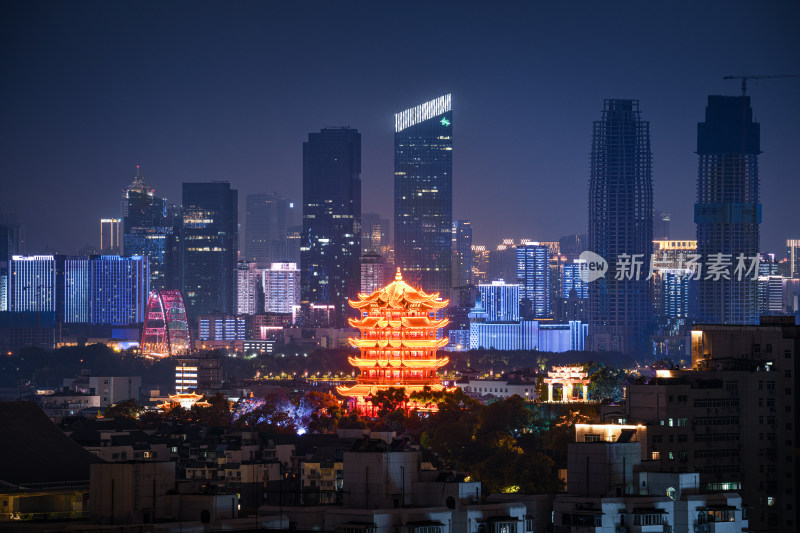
[347,356,449,368]
[347,316,450,329]
[349,269,448,311]
[348,338,449,349]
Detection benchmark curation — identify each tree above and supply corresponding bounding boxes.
[369,387,408,417]
[103,398,141,419]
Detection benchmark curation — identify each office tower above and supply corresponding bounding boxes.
[63,257,90,323]
[284,226,302,265]
[264,262,300,314]
[653,208,671,240]
[652,240,698,269]
[516,242,550,319]
[197,315,247,344]
[787,240,800,279]
[236,261,262,315]
[99,218,122,254]
[0,212,23,312]
[244,193,296,265]
[471,245,490,284]
[695,95,761,325]
[89,255,149,325]
[394,94,453,298]
[757,275,785,316]
[9,255,59,313]
[478,280,520,322]
[588,99,653,354]
[451,220,473,288]
[360,253,387,295]
[361,213,390,254]
[562,260,589,299]
[488,241,518,284]
[655,268,695,320]
[301,128,361,327]
[181,182,238,318]
[558,234,586,261]
[122,168,174,290]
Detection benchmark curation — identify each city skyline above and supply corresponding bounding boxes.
[2,2,799,256]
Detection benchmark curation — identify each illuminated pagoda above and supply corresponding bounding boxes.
[338,269,451,413]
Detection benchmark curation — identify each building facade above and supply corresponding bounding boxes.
[301,128,361,328]
[695,95,761,325]
[516,242,550,319]
[180,182,238,318]
[244,192,295,265]
[264,262,300,314]
[452,220,473,288]
[588,99,654,354]
[394,94,453,299]
[236,261,262,315]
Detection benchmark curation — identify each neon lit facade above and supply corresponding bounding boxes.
[141,289,191,357]
[337,269,450,413]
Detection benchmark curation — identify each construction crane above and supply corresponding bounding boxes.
[723,74,800,95]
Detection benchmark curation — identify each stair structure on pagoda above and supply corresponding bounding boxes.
[337,269,451,413]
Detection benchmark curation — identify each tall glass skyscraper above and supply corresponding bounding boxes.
[181,182,238,318]
[588,99,653,354]
[244,193,296,265]
[122,168,175,290]
[394,94,453,298]
[695,95,761,324]
[89,255,149,325]
[301,128,361,327]
[452,220,472,288]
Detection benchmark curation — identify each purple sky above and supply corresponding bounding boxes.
[2,1,798,255]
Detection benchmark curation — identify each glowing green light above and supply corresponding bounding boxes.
[440,117,450,127]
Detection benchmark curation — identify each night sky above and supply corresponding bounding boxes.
[2,1,798,255]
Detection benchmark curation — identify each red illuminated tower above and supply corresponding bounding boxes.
[337,269,451,412]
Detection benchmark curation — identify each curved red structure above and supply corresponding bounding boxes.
[141,289,191,357]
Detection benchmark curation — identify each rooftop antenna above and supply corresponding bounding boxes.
[723,74,799,95]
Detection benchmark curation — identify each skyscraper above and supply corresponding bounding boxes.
[236,261,262,315]
[264,262,300,314]
[99,218,122,254]
[122,168,175,290]
[394,94,453,298]
[695,95,761,325]
[588,99,653,354]
[181,182,238,318]
[89,255,149,325]
[452,220,472,288]
[360,213,390,254]
[301,128,361,327]
[0,212,23,312]
[516,242,550,319]
[244,193,296,265]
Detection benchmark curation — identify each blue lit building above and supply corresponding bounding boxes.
[89,255,149,325]
[301,128,361,328]
[478,281,520,322]
[63,257,90,323]
[9,255,59,317]
[516,242,550,319]
[198,315,247,342]
[562,260,589,299]
[394,94,453,298]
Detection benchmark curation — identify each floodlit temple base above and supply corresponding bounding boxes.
[544,365,591,402]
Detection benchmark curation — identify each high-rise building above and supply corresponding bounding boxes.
[9,255,59,314]
[695,95,761,325]
[471,245,490,284]
[558,234,586,261]
[89,255,149,325]
[244,193,296,265]
[562,260,589,299]
[516,242,550,319]
[653,208,671,241]
[180,182,238,318]
[452,220,472,288]
[588,99,654,354]
[786,239,800,279]
[99,218,122,254]
[478,280,520,322]
[301,128,361,328]
[361,213,390,255]
[264,262,300,314]
[360,253,387,295]
[63,257,90,323]
[236,261,262,315]
[394,94,453,298]
[0,212,24,312]
[122,168,175,291]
